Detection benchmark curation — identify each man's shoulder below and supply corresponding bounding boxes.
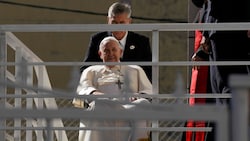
[128,31,149,40]
[91,32,110,39]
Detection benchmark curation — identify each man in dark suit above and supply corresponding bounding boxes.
[183,1,250,141]
[208,0,250,95]
[80,2,152,81]
[190,0,250,95]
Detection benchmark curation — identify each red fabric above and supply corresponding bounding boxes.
[189,30,207,104]
[186,30,208,141]
[189,68,198,105]
[194,30,203,51]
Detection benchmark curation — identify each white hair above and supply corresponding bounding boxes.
[99,36,122,50]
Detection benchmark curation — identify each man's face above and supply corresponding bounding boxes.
[99,40,122,63]
[107,13,131,40]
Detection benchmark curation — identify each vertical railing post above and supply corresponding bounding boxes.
[216,105,229,141]
[14,47,23,141]
[229,75,250,141]
[26,57,33,141]
[46,119,53,141]
[0,31,6,141]
[151,30,159,141]
[37,65,45,141]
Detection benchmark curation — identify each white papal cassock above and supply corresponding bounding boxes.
[74,65,153,141]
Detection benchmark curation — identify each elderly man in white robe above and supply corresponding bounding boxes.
[74,36,152,141]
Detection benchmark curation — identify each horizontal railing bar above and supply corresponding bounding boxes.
[2,76,232,99]
[1,23,250,32]
[0,93,231,99]
[1,78,232,100]
[0,105,228,120]
[0,126,212,132]
[1,61,250,66]
[1,79,232,99]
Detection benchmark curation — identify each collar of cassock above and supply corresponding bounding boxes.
[102,65,121,74]
[98,65,122,84]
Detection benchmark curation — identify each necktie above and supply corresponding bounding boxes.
[118,41,124,58]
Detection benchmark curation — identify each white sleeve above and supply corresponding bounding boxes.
[76,67,97,95]
[137,66,153,94]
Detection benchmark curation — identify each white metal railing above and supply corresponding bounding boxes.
[2,32,68,141]
[1,23,250,141]
[229,75,250,141]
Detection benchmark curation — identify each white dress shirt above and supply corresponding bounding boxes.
[113,31,128,58]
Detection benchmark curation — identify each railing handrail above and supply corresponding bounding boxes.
[1,23,250,32]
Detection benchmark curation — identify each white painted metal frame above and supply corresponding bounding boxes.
[1,23,250,141]
[151,30,160,141]
[0,31,7,141]
[0,100,229,141]
[3,32,68,141]
[229,75,250,141]
[0,23,250,32]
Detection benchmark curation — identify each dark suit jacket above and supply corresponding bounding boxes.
[80,31,152,81]
[208,0,250,94]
